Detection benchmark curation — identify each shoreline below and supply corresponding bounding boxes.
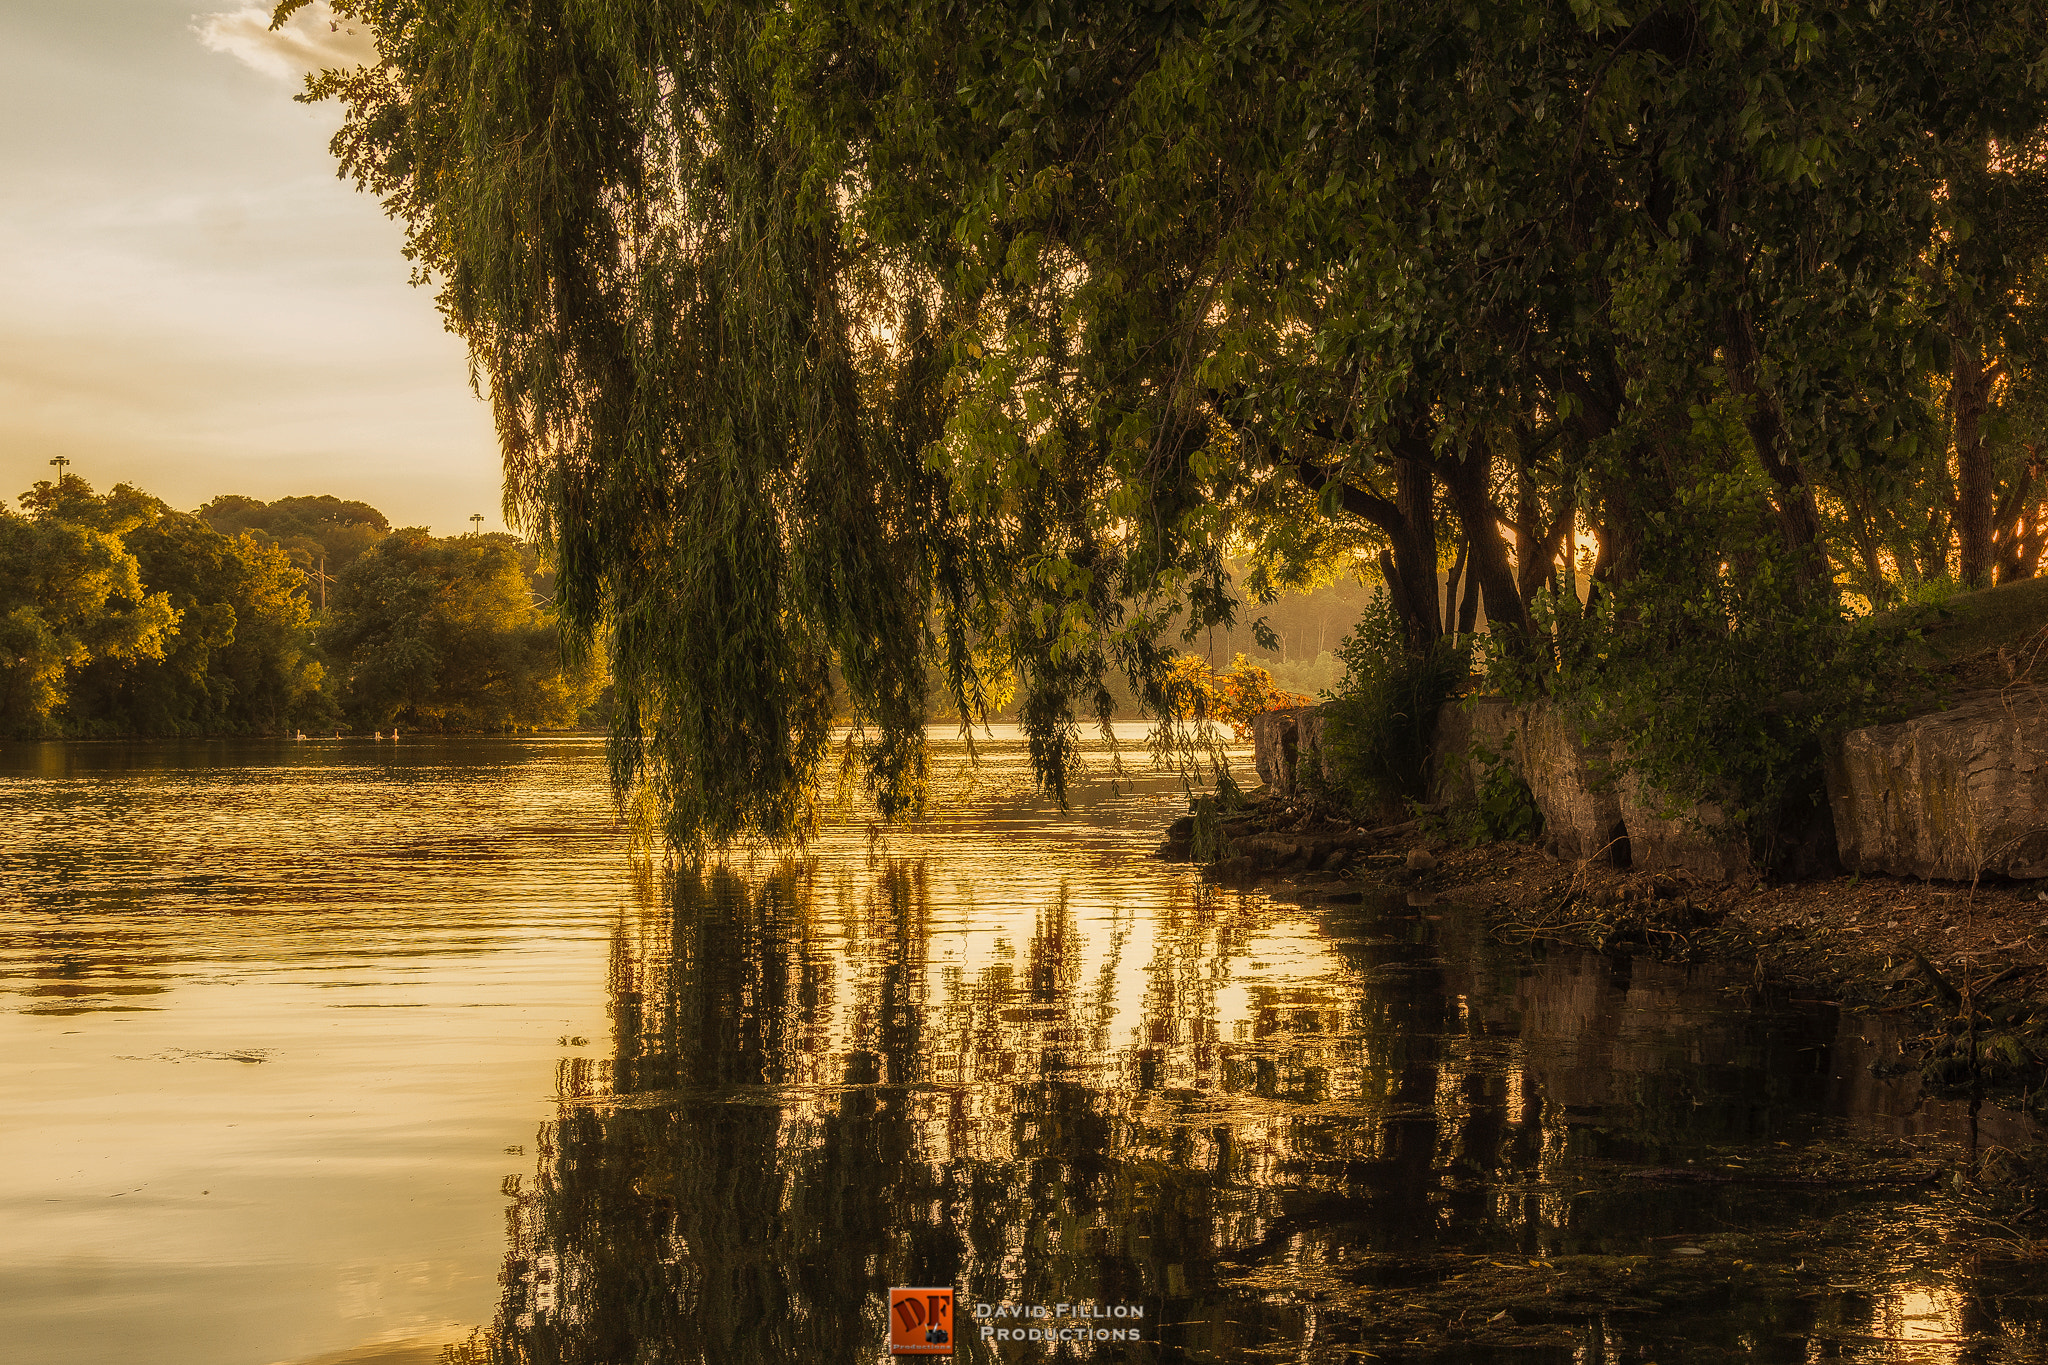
[1161,789,2048,1121]
[1156,785,2048,1348]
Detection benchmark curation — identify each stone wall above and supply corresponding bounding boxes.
[1826,687,2048,880]
[1613,770,1750,882]
[1250,704,1335,798]
[1426,699,1638,866]
[1424,696,1517,807]
[1517,704,1630,864]
[1388,697,1747,877]
[1254,686,2048,883]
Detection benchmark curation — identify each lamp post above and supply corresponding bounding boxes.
[470,513,484,536]
[48,455,70,480]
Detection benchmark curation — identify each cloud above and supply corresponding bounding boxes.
[195,3,377,82]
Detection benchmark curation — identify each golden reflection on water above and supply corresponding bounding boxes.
[1,736,628,1365]
[487,740,2042,1363]
[3,729,2044,1364]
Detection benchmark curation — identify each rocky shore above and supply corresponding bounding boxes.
[1151,785,2048,1352]
[1157,787,2048,1117]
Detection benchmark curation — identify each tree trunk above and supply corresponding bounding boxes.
[1721,305,1829,592]
[1836,480,1895,608]
[1456,560,1482,634]
[1994,451,2046,583]
[1515,464,1543,602]
[1439,444,1535,649]
[1953,338,1999,588]
[1587,465,1645,601]
[1385,452,1442,650]
[1443,538,1469,636]
[1276,438,1440,652]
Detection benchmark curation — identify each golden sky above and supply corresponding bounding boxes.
[0,2,503,535]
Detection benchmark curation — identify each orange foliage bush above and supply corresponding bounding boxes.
[1162,652,1309,741]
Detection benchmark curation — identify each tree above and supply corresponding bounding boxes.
[320,529,601,731]
[289,0,2048,849]
[1158,653,1306,743]
[10,477,331,736]
[1823,130,2048,601]
[0,477,178,735]
[68,508,330,736]
[196,492,391,586]
[890,0,2044,613]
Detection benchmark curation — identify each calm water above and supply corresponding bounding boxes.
[1,731,2042,1364]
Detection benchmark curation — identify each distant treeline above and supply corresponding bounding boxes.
[0,475,603,738]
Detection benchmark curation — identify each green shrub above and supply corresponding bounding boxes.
[1470,732,1541,843]
[1319,596,1469,818]
[1492,468,1929,863]
[1186,769,1245,864]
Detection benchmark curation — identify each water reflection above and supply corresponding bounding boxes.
[7,732,2045,1364]
[484,857,2048,1363]
[0,736,629,1365]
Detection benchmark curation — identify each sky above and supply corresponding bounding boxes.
[0,2,504,535]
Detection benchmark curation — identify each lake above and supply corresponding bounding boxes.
[2,729,2042,1363]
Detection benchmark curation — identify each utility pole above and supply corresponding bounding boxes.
[470,513,484,536]
[308,555,334,612]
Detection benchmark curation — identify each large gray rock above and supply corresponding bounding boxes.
[1615,771,1751,882]
[1517,705,1628,864]
[1425,697,1751,875]
[1827,687,2048,880]
[1250,704,1333,797]
[1426,696,1521,807]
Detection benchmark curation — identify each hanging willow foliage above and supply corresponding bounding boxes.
[283,0,2048,865]
[284,0,1240,856]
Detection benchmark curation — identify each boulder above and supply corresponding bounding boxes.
[1826,687,2048,880]
[1251,704,1333,797]
[1426,696,1521,807]
[1517,705,1628,864]
[1615,771,1751,882]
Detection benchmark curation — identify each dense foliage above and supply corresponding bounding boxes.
[319,530,602,731]
[2,478,320,736]
[68,497,332,738]
[0,485,178,733]
[0,476,595,739]
[197,493,392,586]
[1157,652,1307,742]
[1513,472,1933,857]
[1322,597,1472,818]
[287,0,2048,851]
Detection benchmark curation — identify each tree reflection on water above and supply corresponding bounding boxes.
[471,862,2046,1363]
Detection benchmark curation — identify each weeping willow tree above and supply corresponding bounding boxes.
[283,0,1240,855]
[286,0,2048,857]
